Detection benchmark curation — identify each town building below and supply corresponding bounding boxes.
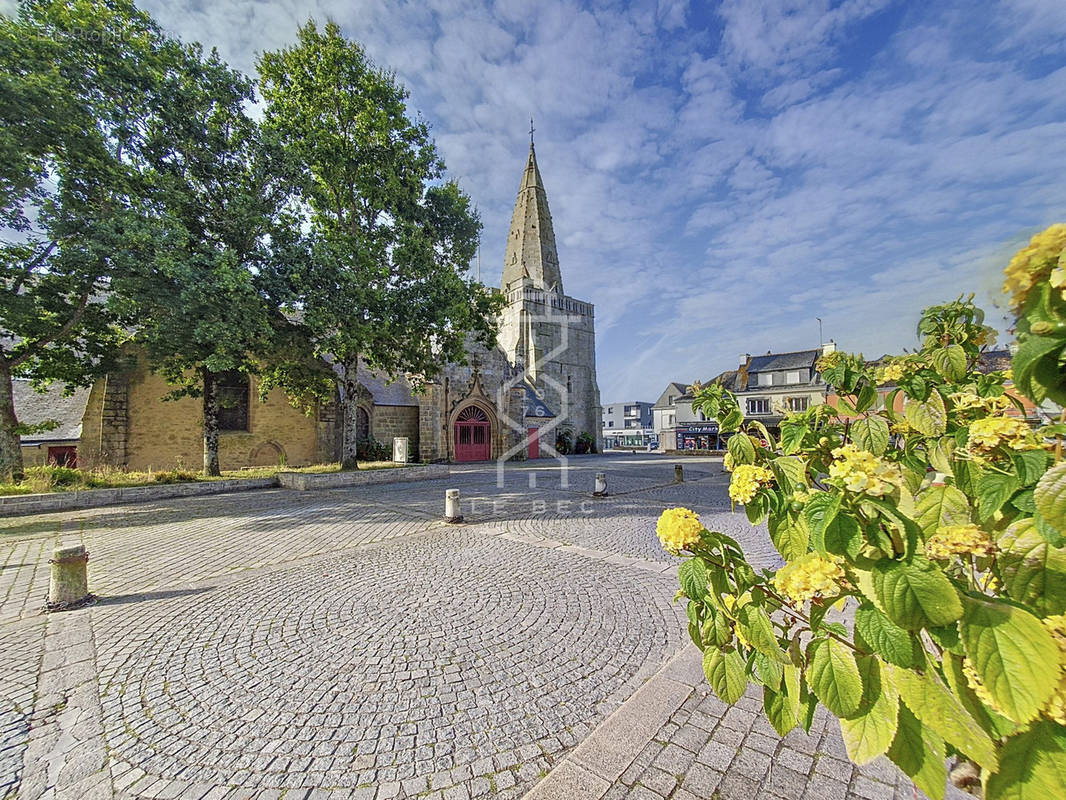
[600,401,654,449]
[651,382,688,440]
[15,139,601,469]
[735,344,834,435]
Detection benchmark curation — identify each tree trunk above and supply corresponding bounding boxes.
[202,369,221,477]
[0,360,24,482]
[340,354,361,470]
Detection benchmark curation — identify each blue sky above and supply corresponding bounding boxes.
[37,0,1066,401]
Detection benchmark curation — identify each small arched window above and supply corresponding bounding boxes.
[218,371,249,431]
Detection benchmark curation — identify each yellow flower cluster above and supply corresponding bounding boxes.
[948,391,985,411]
[925,524,996,560]
[656,507,704,554]
[968,416,1041,454]
[816,351,845,373]
[728,464,774,504]
[828,443,898,496]
[723,452,734,472]
[1052,265,1066,301]
[1042,615,1066,724]
[774,552,845,605]
[875,363,906,385]
[1002,223,1066,309]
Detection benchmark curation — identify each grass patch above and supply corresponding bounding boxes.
[0,461,416,496]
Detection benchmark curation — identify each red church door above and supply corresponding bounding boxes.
[527,427,540,459]
[455,406,491,462]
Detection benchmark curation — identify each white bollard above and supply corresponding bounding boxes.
[593,472,608,497]
[444,488,463,523]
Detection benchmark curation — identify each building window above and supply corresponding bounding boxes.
[788,396,809,412]
[217,371,250,431]
[608,421,614,428]
[786,371,802,384]
[668,395,675,405]
[747,398,771,415]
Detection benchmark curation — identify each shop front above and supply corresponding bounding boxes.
[675,423,721,451]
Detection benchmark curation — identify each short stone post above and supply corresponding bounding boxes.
[444,489,463,524]
[674,464,684,483]
[592,473,609,497]
[48,544,90,610]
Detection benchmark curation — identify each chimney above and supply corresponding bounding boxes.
[738,353,750,368]
[821,340,836,356]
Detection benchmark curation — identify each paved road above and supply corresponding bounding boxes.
[0,455,941,800]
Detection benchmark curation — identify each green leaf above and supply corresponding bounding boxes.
[768,514,810,562]
[822,513,863,558]
[752,650,783,690]
[954,458,983,497]
[985,721,1066,800]
[914,485,971,539]
[872,557,963,630]
[977,471,1022,522]
[679,557,709,601]
[1013,450,1050,487]
[1012,333,1064,405]
[763,684,799,737]
[839,655,899,764]
[886,662,999,771]
[931,344,967,382]
[942,652,1017,740]
[701,606,734,648]
[887,703,947,800]
[854,603,922,668]
[804,492,842,556]
[808,638,863,717]
[852,415,891,456]
[779,421,808,455]
[997,517,1066,616]
[904,390,947,436]
[928,437,955,477]
[1035,462,1066,533]
[703,648,747,705]
[738,604,787,663]
[728,432,755,466]
[771,456,807,494]
[959,596,1060,724]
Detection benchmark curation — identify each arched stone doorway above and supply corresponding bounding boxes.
[454,405,491,462]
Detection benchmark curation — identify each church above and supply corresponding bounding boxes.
[18,141,602,469]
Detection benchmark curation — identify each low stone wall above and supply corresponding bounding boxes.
[0,477,278,518]
[276,464,449,490]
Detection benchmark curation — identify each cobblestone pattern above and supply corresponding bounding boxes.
[0,535,57,623]
[91,528,685,800]
[607,681,967,800]
[0,620,45,799]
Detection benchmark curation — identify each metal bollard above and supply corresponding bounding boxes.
[48,544,90,610]
[592,472,609,497]
[674,464,684,483]
[444,489,463,523]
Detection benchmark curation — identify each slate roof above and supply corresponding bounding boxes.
[11,380,91,443]
[523,381,555,418]
[976,349,1012,374]
[746,349,821,373]
[358,368,420,407]
[654,382,690,408]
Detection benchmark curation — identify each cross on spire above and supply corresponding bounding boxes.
[529,116,535,145]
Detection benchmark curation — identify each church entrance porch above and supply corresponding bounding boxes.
[454,406,491,462]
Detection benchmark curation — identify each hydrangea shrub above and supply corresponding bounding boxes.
[659,225,1066,799]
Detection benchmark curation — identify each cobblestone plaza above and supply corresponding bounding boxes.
[1,456,958,800]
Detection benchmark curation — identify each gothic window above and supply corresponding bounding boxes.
[217,371,250,431]
[566,375,572,394]
[356,407,370,441]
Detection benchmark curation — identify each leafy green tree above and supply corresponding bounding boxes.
[0,0,184,480]
[113,41,302,476]
[258,21,502,469]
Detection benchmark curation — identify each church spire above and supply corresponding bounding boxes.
[501,133,563,294]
